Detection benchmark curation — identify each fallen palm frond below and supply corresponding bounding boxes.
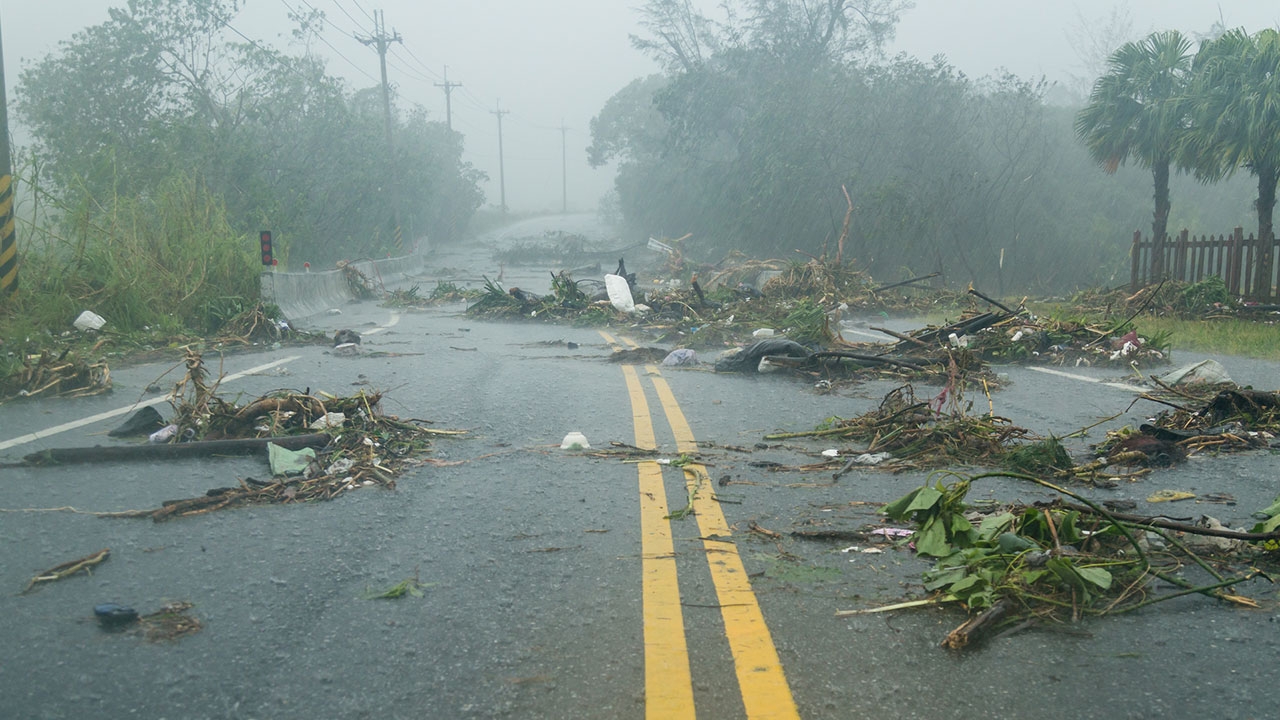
[383,282,481,308]
[21,548,111,594]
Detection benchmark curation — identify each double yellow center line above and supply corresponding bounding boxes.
[602,332,800,720]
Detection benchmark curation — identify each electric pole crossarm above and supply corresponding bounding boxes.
[434,66,462,132]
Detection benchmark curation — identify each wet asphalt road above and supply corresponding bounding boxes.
[2,216,1279,720]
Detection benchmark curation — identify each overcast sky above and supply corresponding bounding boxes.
[2,1,1278,215]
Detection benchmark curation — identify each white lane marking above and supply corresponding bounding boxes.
[840,326,1144,395]
[362,311,400,336]
[1026,366,1141,392]
[842,328,887,340]
[0,356,300,452]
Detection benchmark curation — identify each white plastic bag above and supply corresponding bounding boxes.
[604,274,635,313]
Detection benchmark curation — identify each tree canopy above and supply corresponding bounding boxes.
[592,1,1261,294]
[16,0,485,265]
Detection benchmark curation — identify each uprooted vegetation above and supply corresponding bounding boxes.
[19,348,463,520]
[0,301,328,406]
[854,472,1277,651]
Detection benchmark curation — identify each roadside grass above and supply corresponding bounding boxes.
[1136,315,1280,360]
[1029,301,1280,361]
[1,174,262,378]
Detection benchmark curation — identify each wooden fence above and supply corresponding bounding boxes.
[1130,227,1278,300]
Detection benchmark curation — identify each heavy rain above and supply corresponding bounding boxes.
[2,1,1280,718]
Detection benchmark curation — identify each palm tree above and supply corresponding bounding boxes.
[1184,28,1280,297]
[1075,30,1195,281]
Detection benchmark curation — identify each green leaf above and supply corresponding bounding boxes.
[1250,513,1280,534]
[977,512,1017,541]
[914,517,953,557]
[947,573,987,596]
[903,486,944,514]
[882,487,924,519]
[1076,565,1113,590]
[923,565,969,591]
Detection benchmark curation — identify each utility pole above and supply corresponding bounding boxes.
[491,100,509,212]
[434,66,461,132]
[356,11,404,249]
[558,120,569,214]
[0,11,15,299]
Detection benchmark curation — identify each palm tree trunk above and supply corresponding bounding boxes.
[1152,161,1171,281]
[1256,165,1277,298]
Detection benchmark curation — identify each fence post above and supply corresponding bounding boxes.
[1227,227,1243,296]
[1174,229,1188,281]
[1130,230,1142,291]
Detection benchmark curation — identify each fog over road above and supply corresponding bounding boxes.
[2,216,1278,720]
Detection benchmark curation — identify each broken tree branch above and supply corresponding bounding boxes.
[23,434,331,466]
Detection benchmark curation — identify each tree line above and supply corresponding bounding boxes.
[1077,28,1280,295]
[15,0,486,268]
[590,0,1268,294]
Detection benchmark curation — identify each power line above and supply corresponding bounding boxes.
[396,43,446,81]
[279,0,378,83]
[347,0,376,24]
[328,0,371,32]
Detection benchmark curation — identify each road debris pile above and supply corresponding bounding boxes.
[338,260,380,299]
[466,271,614,322]
[491,231,595,266]
[213,301,296,346]
[1096,385,1280,466]
[885,297,1169,369]
[764,383,1034,471]
[19,348,463,520]
[847,473,1275,651]
[1071,277,1245,319]
[0,348,111,403]
[383,281,481,308]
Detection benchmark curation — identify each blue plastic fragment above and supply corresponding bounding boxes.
[94,603,139,626]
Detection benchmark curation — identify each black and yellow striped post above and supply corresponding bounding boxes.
[0,14,15,299]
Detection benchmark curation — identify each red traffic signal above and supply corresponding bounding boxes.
[260,231,273,266]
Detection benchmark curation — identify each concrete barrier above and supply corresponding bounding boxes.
[260,245,427,326]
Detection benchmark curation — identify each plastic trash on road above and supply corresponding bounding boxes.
[149,424,179,443]
[1158,359,1232,387]
[309,412,346,430]
[647,237,674,254]
[560,431,590,450]
[73,310,106,332]
[94,603,139,628]
[109,406,165,437]
[605,273,636,313]
[662,348,697,366]
[268,442,317,476]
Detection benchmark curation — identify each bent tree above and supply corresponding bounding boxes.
[1184,28,1280,297]
[1075,30,1194,281]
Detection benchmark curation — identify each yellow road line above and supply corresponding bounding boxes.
[647,365,801,720]
[622,365,696,719]
[599,330,620,350]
